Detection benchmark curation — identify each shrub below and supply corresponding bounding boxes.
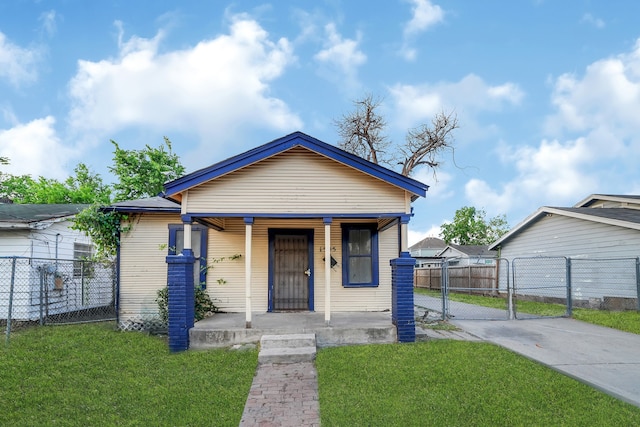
[156,286,219,324]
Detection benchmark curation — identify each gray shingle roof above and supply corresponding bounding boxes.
[0,204,89,224]
[552,207,640,224]
[106,197,181,213]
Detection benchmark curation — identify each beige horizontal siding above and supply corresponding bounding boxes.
[186,147,408,214]
[119,214,401,319]
[118,213,180,320]
[208,218,398,313]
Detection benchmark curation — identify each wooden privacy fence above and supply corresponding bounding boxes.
[414,264,499,295]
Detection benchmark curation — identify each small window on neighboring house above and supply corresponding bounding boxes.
[341,224,379,287]
[168,224,208,289]
[73,243,93,277]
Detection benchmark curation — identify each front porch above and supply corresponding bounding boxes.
[189,311,397,349]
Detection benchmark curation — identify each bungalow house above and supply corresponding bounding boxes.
[112,132,427,349]
[0,203,112,321]
[408,236,446,267]
[437,244,497,266]
[489,194,640,308]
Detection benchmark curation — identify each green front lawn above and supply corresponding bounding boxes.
[316,341,640,426]
[3,320,640,426]
[0,323,257,426]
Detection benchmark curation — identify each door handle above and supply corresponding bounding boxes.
[304,268,311,277]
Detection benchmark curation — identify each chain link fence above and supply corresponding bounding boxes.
[415,256,640,321]
[1,256,116,343]
[414,258,511,320]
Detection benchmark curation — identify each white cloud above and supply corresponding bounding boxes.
[414,168,453,199]
[388,74,524,129]
[67,15,301,144]
[39,10,58,37]
[463,39,640,221]
[404,0,444,36]
[0,32,42,87]
[313,23,366,91]
[465,137,597,217]
[0,117,72,180]
[408,225,442,247]
[400,0,444,61]
[546,39,640,136]
[581,13,605,29]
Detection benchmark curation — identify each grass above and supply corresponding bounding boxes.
[317,341,640,426]
[3,315,640,426]
[415,287,640,333]
[0,322,257,427]
[573,308,640,334]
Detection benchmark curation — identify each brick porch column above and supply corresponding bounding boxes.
[166,249,195,352]
[391,251,416,343]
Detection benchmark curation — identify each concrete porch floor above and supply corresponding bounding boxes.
[189,311,397,349]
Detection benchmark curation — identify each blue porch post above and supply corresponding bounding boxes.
[391,251,416,343]
[166,249,195,352]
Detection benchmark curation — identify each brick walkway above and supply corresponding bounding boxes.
[239,362,320,427]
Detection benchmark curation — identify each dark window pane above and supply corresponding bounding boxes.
[349,257,372,283]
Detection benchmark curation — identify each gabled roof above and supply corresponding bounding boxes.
[489,205,640,250]
[437,244,496,258]
[163,131,428,200]
[408,236,446,251]
[575,194,640,208]
[106,197,181,213]
[0,204,90,229]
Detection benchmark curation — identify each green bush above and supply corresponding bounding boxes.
[156,286,219,324]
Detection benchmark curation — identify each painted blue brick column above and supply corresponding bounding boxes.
[166,249,195,352]
[391,251,416,343]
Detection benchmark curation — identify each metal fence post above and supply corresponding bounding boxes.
[5,257,17,346]
[566,257,572,317]
[441,260,448,319]
[509,259,516,319]
[39,268,45,326]
[636,257,640,311]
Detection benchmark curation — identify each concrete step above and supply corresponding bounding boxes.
[258,346,317,364]
[260,333,316,349]
[258,333,317,364]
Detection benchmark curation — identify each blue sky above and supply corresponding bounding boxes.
[2,1,640,245]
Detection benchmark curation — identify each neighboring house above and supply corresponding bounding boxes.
[437,244,497,266]
[111,132,427,333]
[489,194,640,304]
[489,194,640,258]
[0,203,102,320]
[408,237,446,267]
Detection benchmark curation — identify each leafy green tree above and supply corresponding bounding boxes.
[0,164,109,204]
[110,137,185,201]
[440,206,509,245]
[74,137,186,258]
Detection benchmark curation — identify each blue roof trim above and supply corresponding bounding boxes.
[163,131,428,198]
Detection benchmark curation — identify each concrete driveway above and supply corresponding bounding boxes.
[450,317,640,408]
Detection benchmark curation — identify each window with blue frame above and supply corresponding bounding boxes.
[168,224,208,288]
[341,223,378,287]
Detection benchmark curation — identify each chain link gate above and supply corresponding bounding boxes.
[414,259,511,320]
[511,256,571,318]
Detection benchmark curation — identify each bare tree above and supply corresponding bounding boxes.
[334,94,392,167]
[399,109,459,177]
[335,94,459,177]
